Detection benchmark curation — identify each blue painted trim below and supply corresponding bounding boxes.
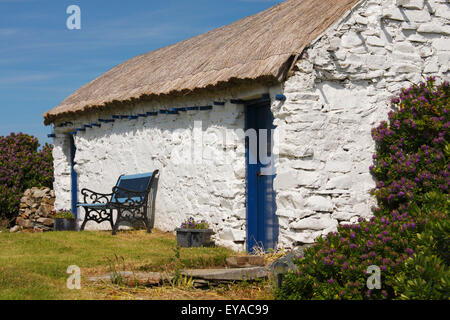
[243,96,272,107]
[146,112,158,116]
[174,107,187,112]
[213,101,225,106]
[112,115,121,119]
[128,115,138,120]
[99,119,114,123]
[275,94,286,101]
[83,124,92,129]
[158,109,177,115]
[245,100,279,252]
[91,123,101,127]
[57,122,73,127]
[119,115,128,119]
[232,95,271,106]
[199,106,213,111]
[186,107,199,111]
[137,114,147,117]
[70,131,77,135]
[245,105,257,252]
[70,136,78,219]
[47,133,56,138]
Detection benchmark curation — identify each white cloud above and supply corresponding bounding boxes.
[0,73,58,85]
[0,28,21,36]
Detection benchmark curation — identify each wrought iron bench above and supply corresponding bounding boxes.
[77,170,160,235]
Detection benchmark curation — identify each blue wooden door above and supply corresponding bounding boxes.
[245,101,279,252]
[70,135,78,218]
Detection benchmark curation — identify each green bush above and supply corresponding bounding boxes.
[276,78,449,300]
[53,211,75,219]
[0,133,53,221]
[392,197,450,299]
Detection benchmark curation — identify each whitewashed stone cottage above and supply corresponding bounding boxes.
[44,0,449,252]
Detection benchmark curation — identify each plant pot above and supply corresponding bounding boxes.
[54,218,77,231]
[176,228,214,248]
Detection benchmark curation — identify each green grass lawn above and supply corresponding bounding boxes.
[0,229,234,300]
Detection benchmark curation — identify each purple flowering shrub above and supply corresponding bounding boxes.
[276,79,449,300]
[277,198,448,300]
[371,77,449,213]
[0,133,53,221]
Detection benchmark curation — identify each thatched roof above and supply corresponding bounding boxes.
[44,0,360,125]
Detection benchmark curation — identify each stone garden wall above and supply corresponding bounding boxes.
[273,0,449,248]
[10,187,55,232]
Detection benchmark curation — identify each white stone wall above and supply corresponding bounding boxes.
[52,135,72,210]
[52,85,279,252]
[274,0,449,248]
[52,0,449,252]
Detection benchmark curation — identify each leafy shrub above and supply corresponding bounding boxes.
[276,78,449,300]
[391,196,449,299]
[53,211,75,219]
[0,133,53,221]
[370,77,448,214]
[277,193,448,300]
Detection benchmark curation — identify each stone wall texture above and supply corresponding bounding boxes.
[53,85,280,252]
[273,0,449,248]
[51,0,449,251]
[10,187,55,233]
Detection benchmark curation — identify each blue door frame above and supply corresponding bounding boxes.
[245,99,279,252]
[70,135,78,219]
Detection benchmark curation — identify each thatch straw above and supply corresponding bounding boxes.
[44,0,360,125]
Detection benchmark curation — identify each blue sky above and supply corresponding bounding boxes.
[0,0,280,145]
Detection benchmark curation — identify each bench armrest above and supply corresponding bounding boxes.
[79,188,113,205]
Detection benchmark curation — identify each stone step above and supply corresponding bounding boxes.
[226,255,265,268]
[88,266,269,287]
[181,267,268,281]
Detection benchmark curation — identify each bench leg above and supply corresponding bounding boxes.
[109,215,114,231]
[112,214,121,236]
[112,208,150,235]
[80,218,88,231]
[80,208,89,231]
[143,216,152,234]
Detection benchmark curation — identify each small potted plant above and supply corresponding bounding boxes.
[53,210,77,231]
[176,217,214,248]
